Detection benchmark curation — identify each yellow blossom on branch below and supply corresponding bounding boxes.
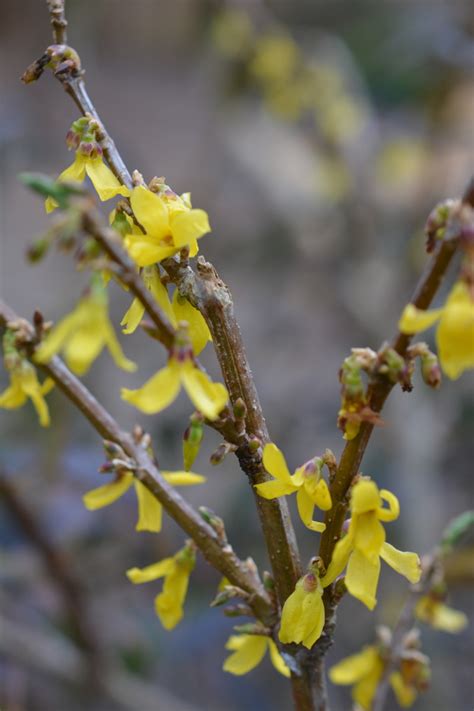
[399,280,474,379]
[126,542,196,630]
[0,360,54,427]
[223,634,290,677]
[121,265,211,355]
[322,480,421,609]
[121,325,228,421]
[279,561,326,649]
[415,594,468,633]
[124,185,211,267]
[330,644,417,710]
[34,279,136,375]
[255,443,331,532]
[83,470,205,533]
[45,150,129,213]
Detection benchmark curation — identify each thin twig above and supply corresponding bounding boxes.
[0,301,274,626]
[46,0,68,44]
[318,178,474,577]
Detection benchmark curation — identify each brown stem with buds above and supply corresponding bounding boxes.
[0,301,274,627]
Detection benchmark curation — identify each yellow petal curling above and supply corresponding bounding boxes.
[82,472,134,510]
[330,645,384,711]
[399,281,474,379]
[256,443,331,532]
[121,361,182,414]
[322,479,421,609]
[121,266,177,335]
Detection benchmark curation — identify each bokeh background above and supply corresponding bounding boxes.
[1,1,473,709]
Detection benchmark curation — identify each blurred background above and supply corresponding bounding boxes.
[0,1,473,709]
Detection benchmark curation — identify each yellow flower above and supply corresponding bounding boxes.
[279,564,326,649]
[83,470,205,533]
[330,645,417,710]
[399,280,474,379]
[126,543,196,630]
[34,281,136,375]
[124,186,211,267]
[223,634,290,677]
[121,266,211,355]
[255,443,331,532]
[45,150,130,213]
[322,480,421,609]
[121,326,228,421]
[415,594,468,633]
[0,361,54,427]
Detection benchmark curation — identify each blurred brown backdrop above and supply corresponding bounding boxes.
[0,1,473,710]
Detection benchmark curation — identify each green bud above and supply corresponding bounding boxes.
[183,417,204,471]
[19,172,85,208]
[441,510,474,553]
[27,238,50,263]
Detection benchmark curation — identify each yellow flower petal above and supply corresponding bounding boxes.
[133,480,163,532]
[0,376,27,409]
[44,153,87,213]
[296,488,325,532]
[390,672,417,707]
[279,578,325,649]
[345,548,380,610]
[170,208,211,249]
[155,563,191,630]
[148,269,177,328]
[436,282,474,379]
[83,472,134,510]
[330,646,379,684]
[85,157,130,201]
[223,635,267,675]
[415,598,468,633]
[121,297,145,335]
[268,640,290,677]
[103,320,137,372]
[126,558,176,584]
[377,489,400,522]
[180,361,228,420]
[313,478,332,511]
[124,235,177,267]
[172,291,210,356]
[35,310,79,365]
[322,530,354,587]
[380,542,421,584]
[262,443,293,483]
[279,584,306,645]
[353,662,383,710]
[353,513,385,561]
[351,480,381,515]
[255,479,297,499]
[121,361,182,414]
[130,186,170,240]
[162,471,206,486]
[398,304,442,334]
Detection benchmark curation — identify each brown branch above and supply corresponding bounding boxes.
[318,177,474,575]
[163,256,303,603]
[0,473,100,672]
[26,0,303,611]
[46,0,68,44]
[0,301,274,626]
